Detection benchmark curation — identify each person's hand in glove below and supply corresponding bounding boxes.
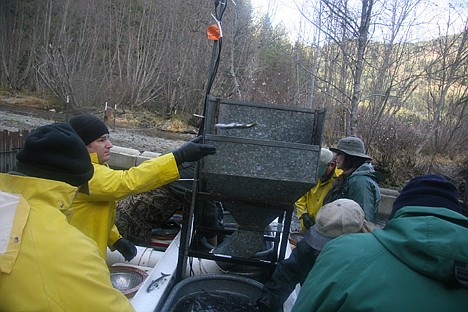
[172,136,216,165]
[301,213,314,230]
[113,238,137,262]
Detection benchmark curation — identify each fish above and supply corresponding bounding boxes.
[214,122,257,129]
[146,272,170,293]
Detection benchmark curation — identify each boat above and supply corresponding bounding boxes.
[106,93,326,311]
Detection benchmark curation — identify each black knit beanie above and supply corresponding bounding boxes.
[16,123,94,187]
[69,114,109,145]
[389,174,461,220]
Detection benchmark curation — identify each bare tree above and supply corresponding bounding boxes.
[361,0,425,150]
[295,0,375,136]
[36,0,115,111]
[348,0,374,135]
[0,0,42,91]
[418,15,468,159]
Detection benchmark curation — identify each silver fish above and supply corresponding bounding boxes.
[146,272,170,293]
[215,122,257,129]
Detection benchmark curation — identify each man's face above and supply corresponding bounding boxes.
[334,152,345,170]
[323,161,336,177]
[86,134,113,164]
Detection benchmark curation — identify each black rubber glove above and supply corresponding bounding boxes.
[113,238,137,261]
[301,213,314,230]
[172,136,216,165]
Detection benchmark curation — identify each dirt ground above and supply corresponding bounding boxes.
[0,101,194,154]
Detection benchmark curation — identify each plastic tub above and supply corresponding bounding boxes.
[159,274,263,312]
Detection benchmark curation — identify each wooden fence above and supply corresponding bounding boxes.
[0,129,29,173]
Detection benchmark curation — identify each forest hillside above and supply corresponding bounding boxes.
[1,0,467,190]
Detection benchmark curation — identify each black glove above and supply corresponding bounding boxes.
[172,136,216,165]
[301,213,314,230]
[113,238,137,261]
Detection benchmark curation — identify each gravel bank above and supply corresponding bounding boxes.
[0,104,193,154]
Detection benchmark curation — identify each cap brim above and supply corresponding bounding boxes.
[303,225,333,251]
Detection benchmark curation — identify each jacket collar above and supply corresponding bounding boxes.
[0,173,78,210]
[89,153,100,164]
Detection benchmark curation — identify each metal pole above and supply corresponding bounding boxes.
[65,95,69,122]
[113,104,117,130]
[104,102,108,123]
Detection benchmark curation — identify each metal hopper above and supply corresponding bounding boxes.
[199,96,325,258]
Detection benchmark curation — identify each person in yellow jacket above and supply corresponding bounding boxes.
[295,148,343,232]
[0,123,135,311]
[68,114,216,261]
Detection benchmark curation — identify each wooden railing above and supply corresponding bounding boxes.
[0,129,29,173]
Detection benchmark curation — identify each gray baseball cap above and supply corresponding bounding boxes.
[317,148,333,177]
[302,198,364,251]
[329,136,372,160]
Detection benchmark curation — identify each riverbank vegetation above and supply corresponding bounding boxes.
[1,0,467,191]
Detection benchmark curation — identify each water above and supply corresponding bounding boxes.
[173,291,260,312]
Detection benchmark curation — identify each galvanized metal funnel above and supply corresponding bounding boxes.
[200,96,325,259]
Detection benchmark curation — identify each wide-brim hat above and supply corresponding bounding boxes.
[329,136,372,160]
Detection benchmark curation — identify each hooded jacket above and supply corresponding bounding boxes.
[67,152,180,259]
[292,206,468,311]
[324,162,380,221]
[0,173,134,311]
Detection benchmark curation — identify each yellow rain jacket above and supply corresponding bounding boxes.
[0,173,134,311]
[295,168,343,232]
[67,152,180,259]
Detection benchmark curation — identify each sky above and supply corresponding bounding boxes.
[251,0,468,43]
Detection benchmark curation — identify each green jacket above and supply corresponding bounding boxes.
[0,173,134,311]
[324,163,380,221]
[293,206,468,311]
